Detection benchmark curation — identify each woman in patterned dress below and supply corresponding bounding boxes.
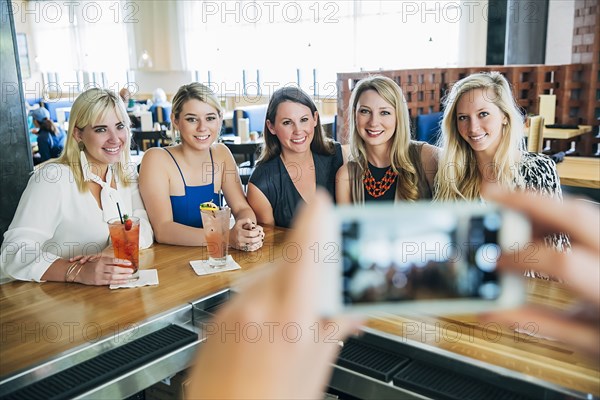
[434,72,569,277]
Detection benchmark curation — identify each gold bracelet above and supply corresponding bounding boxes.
[64,261,79,283]
[66,261,82,283]
[70,262,85,283]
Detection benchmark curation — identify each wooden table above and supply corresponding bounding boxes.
[556,156,600,189]
[0,226,288,379]
[1,227,598,397]
[541,125,592,140]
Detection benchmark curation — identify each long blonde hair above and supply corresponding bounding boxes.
[434,72,525,201]
[349,75,419,200]
[56,88,134,192]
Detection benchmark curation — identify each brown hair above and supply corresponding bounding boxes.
[257,86,334,164]
[38,119,58,135]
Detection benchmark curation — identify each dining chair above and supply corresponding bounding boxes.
[223,141,263,192]
[527,115,544,153]
[131,129,172,152]
[232,104,268,136]
[415,111,443,145]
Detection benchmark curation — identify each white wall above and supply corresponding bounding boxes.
[131,71,193,98]
[129,1,185,72]
[545,0,575,65]
[457,0,488,67]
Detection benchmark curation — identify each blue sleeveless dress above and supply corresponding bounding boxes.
[164,148,220,228]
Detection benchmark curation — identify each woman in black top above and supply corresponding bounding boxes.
[336,76,438,203]
[247,87,345,228]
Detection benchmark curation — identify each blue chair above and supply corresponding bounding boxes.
[43,100,74,122]
[25,97,42,108]
[415,111,443,145]
[232,104,268,135]
[149,104,172,127]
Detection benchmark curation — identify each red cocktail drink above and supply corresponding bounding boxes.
[108,217,140,280]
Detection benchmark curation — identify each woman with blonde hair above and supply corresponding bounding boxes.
[434,72,568,255]
[336,75,438,203]
[1,88,153,285]
[434,72,559,199]
[139,82,264,250]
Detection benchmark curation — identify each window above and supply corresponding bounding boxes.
[27,1,130,96]
[181,1,460,99]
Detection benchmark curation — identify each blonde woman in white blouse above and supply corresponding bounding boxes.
[0,88,153,285]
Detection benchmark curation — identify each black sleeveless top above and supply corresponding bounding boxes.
[249,142,343,228]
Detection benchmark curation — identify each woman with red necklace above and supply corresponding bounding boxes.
[336,76,438,203]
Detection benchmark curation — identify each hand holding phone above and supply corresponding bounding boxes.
[319,202,530,316]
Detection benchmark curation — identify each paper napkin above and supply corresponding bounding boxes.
[189,255,241,276]
[109,269,159,289]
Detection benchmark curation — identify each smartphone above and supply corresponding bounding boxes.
[319,202,530,316]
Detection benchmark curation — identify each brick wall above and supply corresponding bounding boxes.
[572,0,599,64]
[572,0,599,156]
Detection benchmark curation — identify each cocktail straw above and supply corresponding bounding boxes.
[116,202,124,224]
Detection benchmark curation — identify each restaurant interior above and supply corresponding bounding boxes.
[0,1,599,399]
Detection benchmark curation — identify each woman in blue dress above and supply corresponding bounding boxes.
[139,83,264,251]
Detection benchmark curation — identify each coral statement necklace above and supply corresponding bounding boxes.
[363,166,398,198]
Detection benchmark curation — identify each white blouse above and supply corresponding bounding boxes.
[1,163,154,282]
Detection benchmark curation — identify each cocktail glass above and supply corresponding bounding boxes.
[108,217,140,280]
[200,207,231,268]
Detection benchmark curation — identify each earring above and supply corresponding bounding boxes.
[78,141,90,182]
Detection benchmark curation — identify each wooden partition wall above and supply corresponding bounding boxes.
[336,64,599,151]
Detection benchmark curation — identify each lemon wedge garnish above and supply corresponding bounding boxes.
[200,201,219,211]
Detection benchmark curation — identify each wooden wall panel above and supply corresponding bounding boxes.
[336,64,599,153]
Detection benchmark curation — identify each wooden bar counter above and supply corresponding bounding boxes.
[362,278,600,397]
[1,226,599,398]
[0,226,289,380]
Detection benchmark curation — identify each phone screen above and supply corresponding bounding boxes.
[341,209,504,305]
